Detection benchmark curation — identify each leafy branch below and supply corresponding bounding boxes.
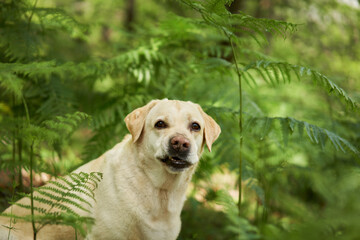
[242,60,358,109]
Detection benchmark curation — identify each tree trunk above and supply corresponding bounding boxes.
[227,0,244,14]
[124,0,136,31]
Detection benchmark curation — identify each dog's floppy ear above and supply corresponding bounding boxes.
[125,100,160,142]
[197,105,221,152]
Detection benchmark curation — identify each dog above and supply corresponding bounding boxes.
[0,99,221,240]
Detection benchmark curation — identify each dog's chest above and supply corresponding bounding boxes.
[135,189,182,238]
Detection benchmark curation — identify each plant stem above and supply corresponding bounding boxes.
[229,36,243,215]
[12,94,16,184]
[7,182,16,240]
[8,95,16,239]
[22,91,36,238]
[27,0,38,30]
[29,141,37,240]
[18,138,23,192]
[22,96,30,124]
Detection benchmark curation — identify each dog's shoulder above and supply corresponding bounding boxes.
[74,134,133,174]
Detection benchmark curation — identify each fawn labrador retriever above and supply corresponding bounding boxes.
[0,99,221,240]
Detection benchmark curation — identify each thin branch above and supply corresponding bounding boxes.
[29,141,37,239]
[228,35,244,215]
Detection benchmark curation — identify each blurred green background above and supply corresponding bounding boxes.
[0,0,360,239]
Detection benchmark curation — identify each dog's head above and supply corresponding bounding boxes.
[125,99,221,174]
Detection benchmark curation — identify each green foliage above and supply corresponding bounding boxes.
[179,0,297,42]
[1,172,102,237]
[1,0,359,239]
[242,60,358,108]
[245,116,360,157]
[215,190,261,240]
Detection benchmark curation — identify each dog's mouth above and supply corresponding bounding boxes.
[159,156,192,171]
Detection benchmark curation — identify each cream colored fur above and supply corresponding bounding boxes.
[0,99,221,240]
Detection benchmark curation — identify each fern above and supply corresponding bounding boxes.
[0,40,170,84]
[33,8,88,38]
[1,1,359,239]
[0,1,87,61]
[203,105,360,159]
[109,40,172,83]
[0,72,24,100]
[1,172,102,237]
[242,60,358,108]
[82,94,148,160]
[36,78,76,120]
[16,112,90,148]
[245,116,360,157]
[214,189,262,240]
[42,112,90,138]
[178,0,297,43]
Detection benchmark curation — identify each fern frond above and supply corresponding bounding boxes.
[42,112,90,138]
[48,177,75,191]
[214,189,238,214]
[214,189,261,239]
[0,213,30,222]
[87,172,103,189]
[240,48,278,61]
[0,116,24,149]
[0,41,170,84]
[230,13,297,42]
[0,24,40,61]
[39,186,92,208]
[178,0,297,43]
[242,60,358,108]
[49,178,95,200]
[33,8,88,37]
[36,78,76,118]
[0,61,58,80]
[36,212,94,236]
[1,212,94,237]
[0,1,87,60]
[13,203,48,215]
[245,116,360,157]
[91,104,123,130]
[14,111,90,159]
[82,96,137,159]
[2,172,102,237]
[109,40,171,83]
[22,123,60,145]
[0,72,24,100]
[0,61,86,80]
[90,172,103,183]
[35,189,91,214]
[30,195,81,215]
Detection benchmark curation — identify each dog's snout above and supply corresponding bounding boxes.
[170,136,190,153]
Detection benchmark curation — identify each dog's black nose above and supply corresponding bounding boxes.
[170,135,190,153]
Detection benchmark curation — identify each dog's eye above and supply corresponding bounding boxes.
[191,122,201,131]
[155,120,167,129]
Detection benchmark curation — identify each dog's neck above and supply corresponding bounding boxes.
[142,155,196,191]
[153,165,196,191]
[141,163,196,215]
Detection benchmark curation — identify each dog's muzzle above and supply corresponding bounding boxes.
[159,156,192,170]
[159,135,192,171]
